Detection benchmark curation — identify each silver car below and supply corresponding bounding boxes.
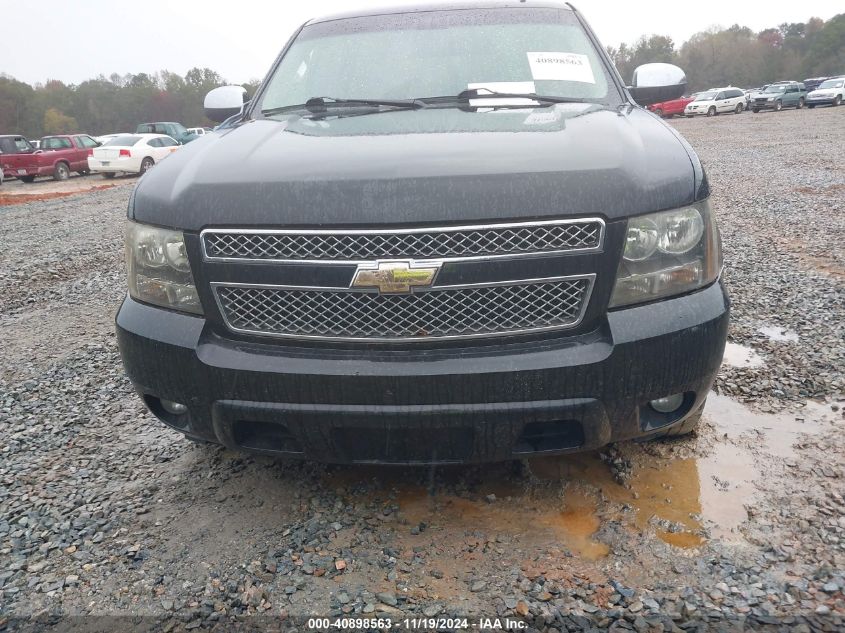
[807,77,844,108]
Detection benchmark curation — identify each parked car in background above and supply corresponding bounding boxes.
[0,134,99,182]
[0,135,35,182]
[187,127,213,136]
[684,87,746,117]
[135,122,197,144]
[96,133,131,145]
[806,77,844,108]
[751,82,807,112]
[803,77,829,93]
[88,134,180,178]
[646,94,695,118]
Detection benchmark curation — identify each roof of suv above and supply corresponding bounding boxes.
[307,1,574,25]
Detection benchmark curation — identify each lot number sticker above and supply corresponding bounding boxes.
[527,52,595,84]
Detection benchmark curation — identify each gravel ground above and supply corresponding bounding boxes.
[1,107,844,632]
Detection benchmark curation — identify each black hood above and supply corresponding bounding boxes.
[131,104,698,230]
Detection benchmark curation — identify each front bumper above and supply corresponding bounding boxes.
[807,97,837,105]
[116,281,729,464]
[752,101,779,110]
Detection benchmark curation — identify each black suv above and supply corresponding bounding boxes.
[116,2,729,464]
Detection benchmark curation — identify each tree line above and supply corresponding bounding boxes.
[608,13,844,92]
[0,68,258,139]
[0,12,843,139]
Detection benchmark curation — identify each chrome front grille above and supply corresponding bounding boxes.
[213,276,593,341]
[202,219,604,263]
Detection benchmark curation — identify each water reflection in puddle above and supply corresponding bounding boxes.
[324,395,831,558]
[722,342,764,368]
[704,392,827,458]
[758,325,799,342]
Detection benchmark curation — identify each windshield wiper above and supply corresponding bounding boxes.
[262,96,425,116]
[419,88,590,106]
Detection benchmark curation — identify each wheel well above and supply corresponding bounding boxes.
[55,160,69,170]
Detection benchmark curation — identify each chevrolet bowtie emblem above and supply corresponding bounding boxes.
[351,260,441,294]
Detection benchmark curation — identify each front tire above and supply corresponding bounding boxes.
[654,108,664,118]
[53,162,70,181]
[834,95,842,106]
[707,106,716,117]
[774,100,783,112]
[139,157,154,175]
[797,98,804,109]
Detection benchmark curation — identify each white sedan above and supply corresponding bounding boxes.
[87,133,180,178]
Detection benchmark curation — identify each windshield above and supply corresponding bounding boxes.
[41,137,73,149]
[818,79,843,89]
[0,137,34,153]
[764,85,787,93]
[258,7,619,114]
[694,91,717,101]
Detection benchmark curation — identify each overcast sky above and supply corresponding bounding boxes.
[0,0,839,86]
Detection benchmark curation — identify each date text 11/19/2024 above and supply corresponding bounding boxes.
[305,617,527,630]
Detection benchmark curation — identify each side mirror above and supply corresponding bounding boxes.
[628,63,688,107]
[204,85,248,122]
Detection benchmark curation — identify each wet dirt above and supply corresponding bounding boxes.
[0,174,133,206]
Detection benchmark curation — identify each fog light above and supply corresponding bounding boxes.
[650,394,684,413]
[161,399,188,415]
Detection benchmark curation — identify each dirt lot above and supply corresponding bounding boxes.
[1,107,844,632]
[0,173,135,207]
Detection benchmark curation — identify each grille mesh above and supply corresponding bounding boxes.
[215,278,590,340]
[203,221,602,261]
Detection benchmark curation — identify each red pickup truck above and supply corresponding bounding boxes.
[646,95,696,118]
[0,134,100,182]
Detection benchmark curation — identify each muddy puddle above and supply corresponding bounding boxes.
[325,394,833,561]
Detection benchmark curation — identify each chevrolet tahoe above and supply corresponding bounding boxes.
[116,1,729,464]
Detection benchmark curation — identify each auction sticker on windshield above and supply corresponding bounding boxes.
[526,52,595,83]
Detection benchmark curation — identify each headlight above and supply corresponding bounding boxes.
[610,200,721,308]
[768,97,775,101]
[126,221,203,314]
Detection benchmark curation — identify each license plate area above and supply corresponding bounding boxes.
[331,426,473,463]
